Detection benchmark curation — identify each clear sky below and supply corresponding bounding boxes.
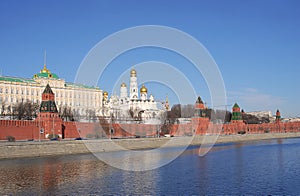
[0,0,300,117]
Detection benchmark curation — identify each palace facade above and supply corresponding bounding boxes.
[0,64,103,115]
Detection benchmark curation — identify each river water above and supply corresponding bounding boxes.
[0,138,300,195]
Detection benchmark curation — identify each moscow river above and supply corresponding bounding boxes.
[0,138,300,195]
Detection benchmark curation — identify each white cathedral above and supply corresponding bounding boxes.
[101,68,169,123]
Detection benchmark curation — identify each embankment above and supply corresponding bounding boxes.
[1,132,300,159]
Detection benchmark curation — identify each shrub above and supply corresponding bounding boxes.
[238,130,246,134]
[6,136,15,142]
[47,133,59,140]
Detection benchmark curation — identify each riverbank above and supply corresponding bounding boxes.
[0,132,300,159]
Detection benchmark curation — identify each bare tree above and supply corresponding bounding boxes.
[11,100,39,120]
[0,101,6,117]
[7,105,12,119]
[85,109,96,122]
[181,104,195,118]
[60,106,74,121]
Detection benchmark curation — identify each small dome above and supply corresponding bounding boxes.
[130,68,137,77]
[34,64,59,79]
[140,84,147,93]
[40,64,50,74]
[121,83,127,87]
[103,91,108,97]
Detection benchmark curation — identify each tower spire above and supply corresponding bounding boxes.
[40,50,50,74]
[43,50,47,70]
[165,95,170,111]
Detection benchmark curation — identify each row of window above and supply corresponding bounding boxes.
[0,87,41,96]
[0,87,101,100]
[0,96,98,105]
[0,89,101,101]
[55,92,99,100]
[1,92,98,106]
[0,96,39,103]
[0,97,100,109]
[56,101,99,107]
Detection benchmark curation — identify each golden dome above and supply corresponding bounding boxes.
[140,84,148,93]
[121,83,127,87]
[40,64,51,74]
[130,68,137,77]
[103,91,108,97]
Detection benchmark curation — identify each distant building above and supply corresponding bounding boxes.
[246,111,272,119]
[0,64,102,115]
[282,117,300,122]
[102,68,167,123]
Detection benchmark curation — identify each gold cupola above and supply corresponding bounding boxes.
[130,68,137,77]
[121,83,127,87]
[140,84,148,94]
[103,91,108,97]
[40,64,51,74]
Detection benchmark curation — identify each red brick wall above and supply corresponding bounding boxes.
[1,118,300,141]
[0,120,42,140]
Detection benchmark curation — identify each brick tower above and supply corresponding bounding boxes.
[231,103,243,123]
[192,96,209,134]
[37,84,62,139]
[194,96,206,117]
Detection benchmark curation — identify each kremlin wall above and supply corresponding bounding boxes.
[0,84,300,141]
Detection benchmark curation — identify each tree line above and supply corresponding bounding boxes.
[165,104,269,124]
[0,100,39,120]
[166,104,232,123]
[0,100,97,122]
[0,100,269,124]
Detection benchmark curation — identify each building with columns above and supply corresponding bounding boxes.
[0,64,102,116]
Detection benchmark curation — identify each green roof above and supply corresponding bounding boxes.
[65,82,100,90]
[33,72,59,79]
[0,72,99,91]
[0,76,36,83]
[233,103,240,109]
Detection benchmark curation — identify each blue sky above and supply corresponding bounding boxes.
[0,0,300,117]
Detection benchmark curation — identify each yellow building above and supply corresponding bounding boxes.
[0,64,102,116]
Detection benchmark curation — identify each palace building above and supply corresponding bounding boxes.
[0,63,103,116]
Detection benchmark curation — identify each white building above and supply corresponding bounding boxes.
[0,64,102,116]
[102,68,167,123]
[247,111,272,119]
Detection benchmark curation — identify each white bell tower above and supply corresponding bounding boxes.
[129,68,138,100]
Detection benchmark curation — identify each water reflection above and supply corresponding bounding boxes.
[0,155,111,195]
[0,138,300,195]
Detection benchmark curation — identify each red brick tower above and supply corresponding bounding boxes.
[36,84,62,139]
[192,96,209,134]
[194,96,206,117]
